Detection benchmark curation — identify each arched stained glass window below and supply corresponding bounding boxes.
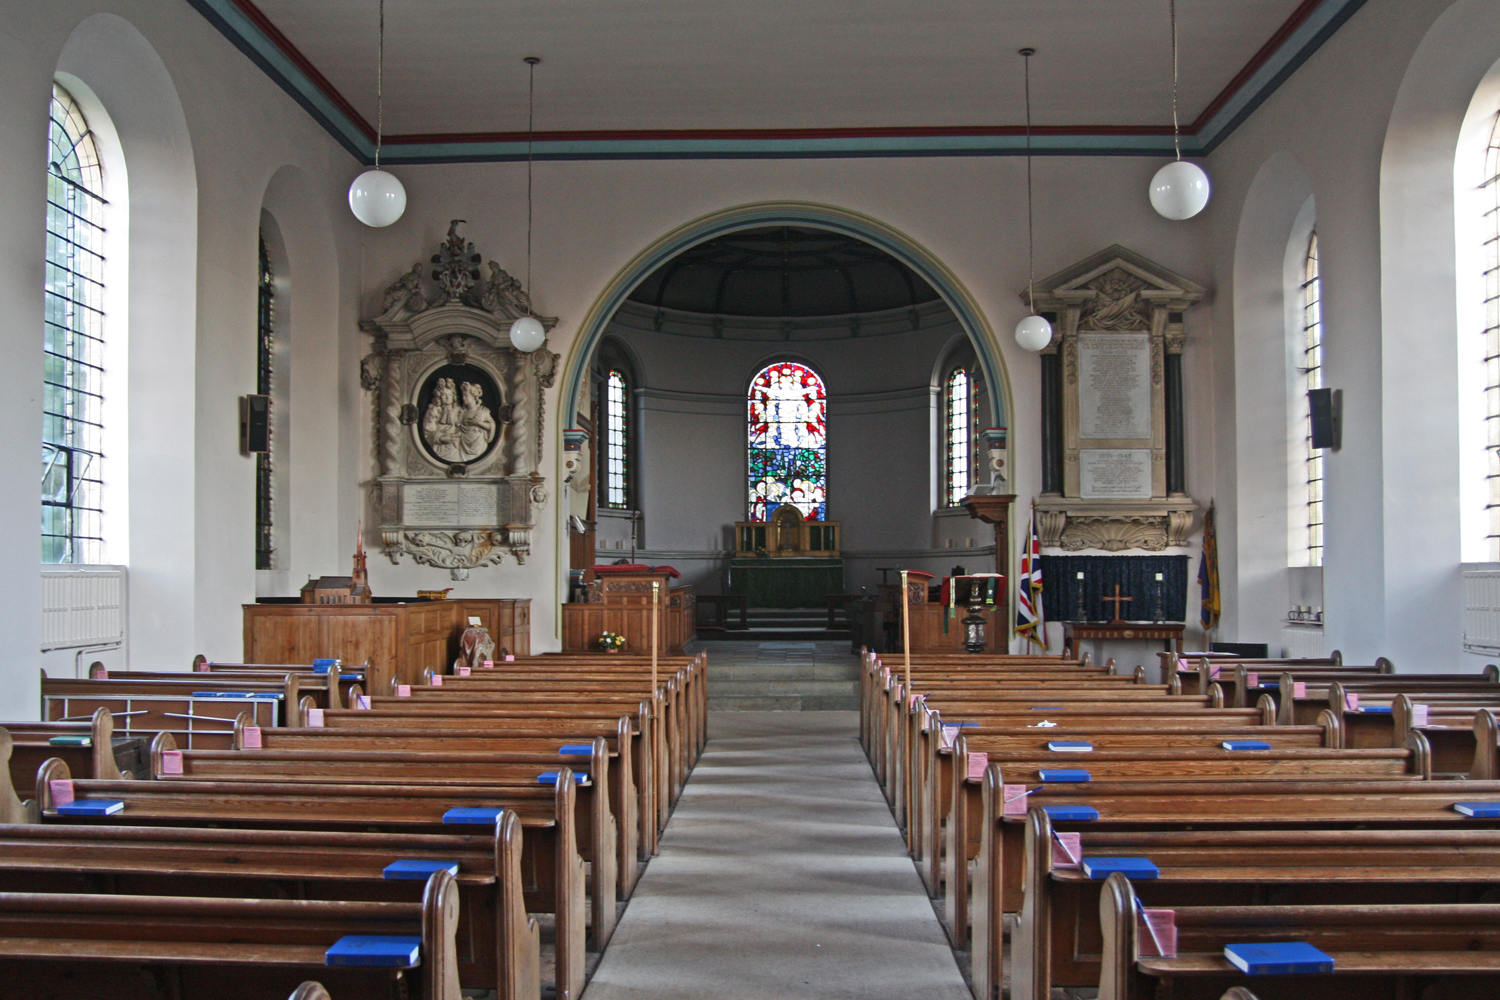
[43,83,107,564]
[603,369,629,509]
[945,368,972,506]
[1302,231,1325,567]
[748,362,826,521]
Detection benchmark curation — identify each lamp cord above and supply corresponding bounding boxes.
[375,0,384,169]
[1170,0,1181,161]
[526,57,536,297]
[1023,48,1036,314]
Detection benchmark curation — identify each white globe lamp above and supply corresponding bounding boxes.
[1015,314,1053,352]
[348,169,407,228]
[509,315,546,353]
[1149,160,1211,221]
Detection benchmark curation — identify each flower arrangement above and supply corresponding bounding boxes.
[597,631,626,652]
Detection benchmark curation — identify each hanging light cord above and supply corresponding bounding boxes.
[375,0,384,169]
[1022,48,1037,314]
[525,57,538,298]
[1170,0,1182,161]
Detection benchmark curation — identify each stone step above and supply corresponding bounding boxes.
[709,693,863,712]
[707,662,860,681]
[707,678,859,698]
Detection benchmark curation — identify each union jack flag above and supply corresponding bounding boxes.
[1015,508,1046,649]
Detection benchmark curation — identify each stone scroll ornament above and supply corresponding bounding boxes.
[360,220,560,580]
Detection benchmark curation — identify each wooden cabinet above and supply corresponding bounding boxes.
[562,572,693,654]
[244,598,531,692]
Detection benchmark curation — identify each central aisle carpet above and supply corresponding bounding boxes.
[580,711,971,999]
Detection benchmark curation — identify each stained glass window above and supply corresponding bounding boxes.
[256,232,275,570]
[945,368,972,506]
[604,369,629,508]
[748,362,827,521]
[43,83,107,564]
[1302,232,1324,568]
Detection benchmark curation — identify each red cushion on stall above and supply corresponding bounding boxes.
[592,563,652,574]
[652,566,682,579]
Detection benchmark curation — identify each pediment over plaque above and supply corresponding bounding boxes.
[1024,246,1205,551]
[360,220,560,579]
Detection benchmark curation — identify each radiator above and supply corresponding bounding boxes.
[1280,623,1325,659]
[41,566,126,651]
[1464,569,1500,654]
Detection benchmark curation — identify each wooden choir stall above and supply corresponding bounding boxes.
[562,567,694,654]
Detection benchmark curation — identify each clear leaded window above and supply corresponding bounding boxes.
[945,368,972,506]
[42,83,106,564]
[256,233,275,570]
[1302,231,1325,567]
[747,362,827,521]
[1485,114,1500,559]
[603,369,629,509]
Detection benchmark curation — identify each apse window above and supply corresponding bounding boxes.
[945,368,972,506]
[748,362,827,521]
[42,83,107,564]
[604,369,630,509]
[1485,114,1500,559]
[1301,231,1325,567]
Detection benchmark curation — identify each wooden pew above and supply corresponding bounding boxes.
[1163,652,1347,694]
[2,707,136,800]
[1014,811,1500,999]
[291,985,331,1000]
[116,658,365,710]
[0,869,462,1000]
[42,671,296,744]
[1098,872,1500,1000]
[1262,670,1500,727]
[0,818,538,1000]
[34,759,589,1000]
[149,732,623,940]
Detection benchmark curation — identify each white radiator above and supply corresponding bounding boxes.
[1280,624,1325,659]
[1464,569,1500,654]
[41,566,126,651]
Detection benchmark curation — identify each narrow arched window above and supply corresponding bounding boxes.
[945,368,972,506]
[1484,115,1500,559]
[255,232,275,569]
[43,83,107,564]
[1301,231,1325,567]
[748,362,827,521]
[603,369,630,509]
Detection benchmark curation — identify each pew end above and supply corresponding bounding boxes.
[288,985,331,1000]
[1403,727,1433,779]
[0,731,27,825]
[149,730,179,778]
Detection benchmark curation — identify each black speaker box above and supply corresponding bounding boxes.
[240,394,271,453]
[1308,387,1341,450]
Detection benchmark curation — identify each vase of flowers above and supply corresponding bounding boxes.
[598,631,625,653]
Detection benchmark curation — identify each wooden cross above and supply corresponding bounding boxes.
[1101,584,1133,624]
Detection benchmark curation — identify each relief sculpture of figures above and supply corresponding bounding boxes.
[422,376,496,464]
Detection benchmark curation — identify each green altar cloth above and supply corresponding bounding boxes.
[729,558,844,609]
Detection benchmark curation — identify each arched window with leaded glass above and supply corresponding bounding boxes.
[944,367,973,506]
[1483,114,1500,559]
[1301,231,1325,567]
[42,83,107,564]
[747,362,827,521]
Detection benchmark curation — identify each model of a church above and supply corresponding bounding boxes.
[299,529,372,605]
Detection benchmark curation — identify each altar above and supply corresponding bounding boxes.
[730,506,843,608]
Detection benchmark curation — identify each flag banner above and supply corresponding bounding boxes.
[1016,509,1046,648]
[1199,504,1220,631]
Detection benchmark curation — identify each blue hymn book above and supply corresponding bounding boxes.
[56,800,123,816]
[1040,804,1099,821]
[1081,857,1159,879]
[1454,802,1500,817]
[558,744,594,755]
[1221,740,1272,750]
[325,936,422,967]
[383,859,461,880]
[1038,769,1092,783]
[1047,741,1093,752]
[1223,942,1334,975]
[442,807,505,825]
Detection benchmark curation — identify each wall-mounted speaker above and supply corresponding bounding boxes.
[1308,387,1341,450]
[240,394,271,454]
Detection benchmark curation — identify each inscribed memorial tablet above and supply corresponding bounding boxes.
[1078,332,1151,440]
[1079,449,1153,499]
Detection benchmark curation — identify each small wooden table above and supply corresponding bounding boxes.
[1063,622,1185,661]
[696,594,749,630]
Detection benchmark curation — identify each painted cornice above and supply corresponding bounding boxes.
[188,0,1365,163]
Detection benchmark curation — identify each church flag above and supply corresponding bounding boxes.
[1016,509,1045,649]
[1198,503,1221,632]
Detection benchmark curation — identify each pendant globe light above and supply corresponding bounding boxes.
[509,57,547,353]
[1014,48,1053,353]
[1148,0,1211,220]
[348,0,407,227]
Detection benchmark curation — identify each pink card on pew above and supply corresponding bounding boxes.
[306,708,325,727]
[1414,703,1429,726]
[1294,681,1307,698]
[483,660,494,669]
[160,750,183,775]
[1176,658,1190,673]
[908,692,919,709]
[1139,909,1177,958]
[1052,831,1081,869]
[1003,784,1030,816]
[457,666,471,677]
[355,695,371,710]
[966,752,989,782]
[505,654,515,662]
[1345,692,1359,711]
[1246,672,1258,688]
[431,675,443,687]
[242,726,262,749]
[397,685,412,698]
[939,725,960,751]
[49,780,74,806]
[1208,664,1222,680]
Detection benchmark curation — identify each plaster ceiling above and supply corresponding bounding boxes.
[195,0,1365,159]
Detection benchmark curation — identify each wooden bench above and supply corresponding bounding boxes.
[1099,872,1500,1000]
[2,707,143,800]
[0,869,461,1000]
[0,818,537,1000]
[42,672,297,744]
[34,759,589,1000]
[1163,652,1349,694]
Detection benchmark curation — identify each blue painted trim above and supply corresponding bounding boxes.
[189,0,1364,163]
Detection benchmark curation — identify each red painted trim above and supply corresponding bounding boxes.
[227,0,375,141]
[382,124,1174,146]
[1190,0,1324,130]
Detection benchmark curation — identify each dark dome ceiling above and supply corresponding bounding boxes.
[626,226,941,319]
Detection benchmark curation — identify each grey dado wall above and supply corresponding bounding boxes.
[594,301,998,596]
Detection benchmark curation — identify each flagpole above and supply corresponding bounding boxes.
[900,569,912,698]
[651,580,660,698]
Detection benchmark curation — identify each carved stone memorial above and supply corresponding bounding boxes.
[1030,245,1203,551]
[360,220,560,579]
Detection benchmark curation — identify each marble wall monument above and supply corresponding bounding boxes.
[360,220,560,579]
[1029,246,1203,551]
